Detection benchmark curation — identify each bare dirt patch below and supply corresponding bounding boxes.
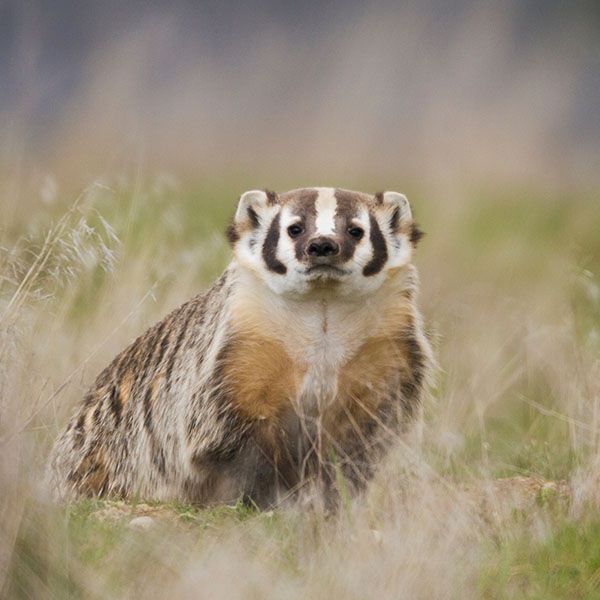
[91,501,182,527]
[86,476,571,529]
[465,476,570,523]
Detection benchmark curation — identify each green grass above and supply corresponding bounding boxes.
[481,516,600,599]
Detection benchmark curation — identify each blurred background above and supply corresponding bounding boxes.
[1,0,599,190]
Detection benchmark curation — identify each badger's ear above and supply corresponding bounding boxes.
[234,189,278,228]
[380,191,412,225]
[376,191,423,246]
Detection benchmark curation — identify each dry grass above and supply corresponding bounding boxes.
[1,176,599,598]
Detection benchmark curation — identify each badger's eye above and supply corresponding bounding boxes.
[347,226,364,240]
[287,223,304,238]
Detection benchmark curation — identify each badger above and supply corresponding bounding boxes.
[48,187,432,508]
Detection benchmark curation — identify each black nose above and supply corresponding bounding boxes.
[307,236,340,258]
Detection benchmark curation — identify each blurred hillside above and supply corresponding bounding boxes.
[1,0,599,189]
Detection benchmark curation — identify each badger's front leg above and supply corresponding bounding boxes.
[323,320,430,501]
[182,376,303,508]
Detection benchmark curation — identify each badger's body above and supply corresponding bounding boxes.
[49,187,432,507]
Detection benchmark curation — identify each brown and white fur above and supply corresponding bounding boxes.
[48,187,432,508]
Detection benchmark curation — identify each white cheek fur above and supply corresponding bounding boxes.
[350,207,372,268]
[278,206,302,267]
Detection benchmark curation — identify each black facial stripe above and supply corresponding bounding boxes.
[293,225,316,261]
[262,213,287,275]
[334,190,361,261]
[290,191,318,261]
[279,188,319,210]
[338,230,359,261]
[363,214,388,276]
[334,189,364,210]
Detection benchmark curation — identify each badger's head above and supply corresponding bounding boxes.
[226,187,423,297]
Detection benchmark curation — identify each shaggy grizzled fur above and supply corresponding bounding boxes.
[48,187,432,508]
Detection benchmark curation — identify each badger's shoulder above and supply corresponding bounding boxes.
[89,267,233,411]
[49,268,235,498]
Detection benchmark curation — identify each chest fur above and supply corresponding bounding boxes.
[222,289,415,422]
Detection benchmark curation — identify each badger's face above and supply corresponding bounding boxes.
[227,187,423,297]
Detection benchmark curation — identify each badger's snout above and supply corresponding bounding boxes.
[306,236,340,260]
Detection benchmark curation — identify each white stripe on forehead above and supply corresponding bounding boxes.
[314,188,337,236]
